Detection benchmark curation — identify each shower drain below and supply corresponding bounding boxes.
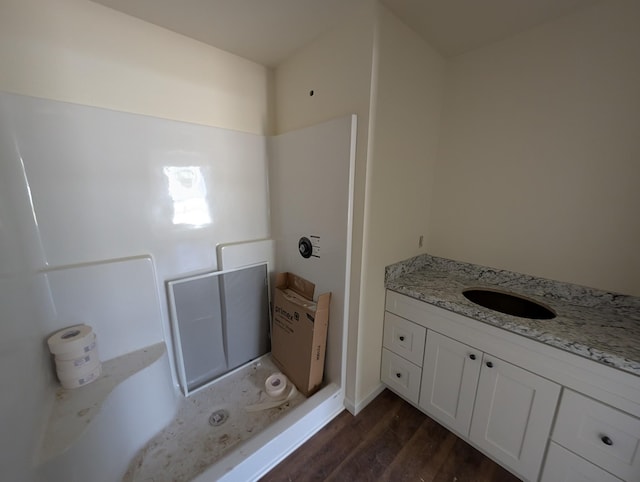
[209,409,229,427]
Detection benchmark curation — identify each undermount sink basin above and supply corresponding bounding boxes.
[462,288,556,320]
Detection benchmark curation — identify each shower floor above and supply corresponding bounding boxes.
[123,354,306,482]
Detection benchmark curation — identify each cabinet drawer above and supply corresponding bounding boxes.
[383,312,426,366]
[541,441,622,482]
[552,389,640,481]
[381,348,421,404]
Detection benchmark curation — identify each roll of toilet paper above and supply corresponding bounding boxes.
[55,348,100,376]
[47,325,95,358]
[265,372,288,398]
[57,363,102,389]
[245,374,297,412]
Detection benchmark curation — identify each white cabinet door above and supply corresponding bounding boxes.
[419,330,481,437]
[470,355,560,482]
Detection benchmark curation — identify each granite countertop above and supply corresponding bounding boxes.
[385,254,640,377]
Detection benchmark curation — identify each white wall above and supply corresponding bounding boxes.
[274,4,376,408]
[355,7,445,407]
[0,0,270,134]
[429,0,640,296]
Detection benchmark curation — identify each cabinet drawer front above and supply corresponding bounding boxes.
[381,348,422,404]
[552,389,640,481]
[541,442,622,482]
[383,312,426,366]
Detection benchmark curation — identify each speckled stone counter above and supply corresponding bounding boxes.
[385,254,640,377]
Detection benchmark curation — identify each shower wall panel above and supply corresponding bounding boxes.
[2,92,270,274]
[0,90,271,379]
[269,115,357,389]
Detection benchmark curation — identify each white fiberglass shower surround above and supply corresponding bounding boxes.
[0,90,356,481]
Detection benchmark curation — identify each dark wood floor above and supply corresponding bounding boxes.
[261,389,522,482]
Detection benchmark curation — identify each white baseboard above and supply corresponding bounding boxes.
[344,382,385,416]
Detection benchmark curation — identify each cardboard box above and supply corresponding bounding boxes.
[271,272,331,397]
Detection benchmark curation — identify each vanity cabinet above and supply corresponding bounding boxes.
[382,289,640,482]
[418,330,560,481]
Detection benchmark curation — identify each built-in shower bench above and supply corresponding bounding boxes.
[36,343,176,481]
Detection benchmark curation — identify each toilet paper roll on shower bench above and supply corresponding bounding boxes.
[55,346,100,376]
[47,325,96,359]
[57,363,102,389]
[47,324,102,389]
[56,358,101,380]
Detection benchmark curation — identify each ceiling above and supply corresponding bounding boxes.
[90,0,599,66]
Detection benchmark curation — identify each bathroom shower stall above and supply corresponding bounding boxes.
[0,90,356,481]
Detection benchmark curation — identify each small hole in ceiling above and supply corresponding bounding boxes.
[309,90,314,96]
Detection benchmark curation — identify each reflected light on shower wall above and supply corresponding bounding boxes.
[163,166,212,227]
